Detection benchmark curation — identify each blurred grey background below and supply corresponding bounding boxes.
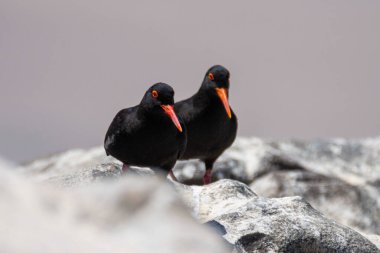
[1,0,380,162]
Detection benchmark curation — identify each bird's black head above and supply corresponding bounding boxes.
[140,82,182,132]
[202,65,230,90]
[141,82,175,107]
[200,65,232,119]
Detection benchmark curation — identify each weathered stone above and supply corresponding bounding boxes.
[366,235,380,250]
[174,137,380,234]
[180,180,380,253]
[19,137,380,251]
[251,170,380,234]
[0,166,229,253]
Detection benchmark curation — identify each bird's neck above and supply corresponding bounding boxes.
[193,85,217,106]
[137,104,164,121]
[137,104,151,120]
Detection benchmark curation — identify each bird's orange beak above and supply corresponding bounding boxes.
[215,88,232,119]
[161,105,183,132]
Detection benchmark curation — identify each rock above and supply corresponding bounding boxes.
[23,137,380,186]
[245,138,380,234]
[174,158,249,185]
[250,170,380,235]
[173,137,380,186]
[178,180,380,253]
[0,166,230,253]
[21,147,156,187]
[365,235,380,250]
[173,137,380,234]
[20,137,380,250]
[21,147,116,183]
[263,138,380,185]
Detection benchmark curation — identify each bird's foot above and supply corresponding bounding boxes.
[122,164,129,174]
[203,170,212,185]
[168,170,178,182]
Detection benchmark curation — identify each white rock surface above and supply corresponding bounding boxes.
[366,235,380,250]
[0,165,229,253]
[173,137,380,234]
[17,136,380,252]
[177,180,379,253]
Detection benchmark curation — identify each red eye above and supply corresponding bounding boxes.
[152,90,158,98]
[208,73,214,80]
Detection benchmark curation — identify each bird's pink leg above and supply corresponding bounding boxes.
[168,170,178,182]
[203,169,212,185]
[122,164,129,173]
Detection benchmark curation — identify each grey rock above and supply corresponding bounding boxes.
[0,165,230,253]
[21,147,156,187]
[23,137,380,186]
[173,137,380,234]
[365,235,380,250]
[244,138,380,234]
[179,180,380,253]
[20,137,380,251]
[174,158,248,185]
[173,137,380,186]
[251,170,380,235]
[21,147,117,183]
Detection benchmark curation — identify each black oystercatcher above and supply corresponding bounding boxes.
[104,83,186,180]
[175,65,238,185]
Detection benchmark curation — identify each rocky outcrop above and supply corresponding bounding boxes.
[173,137,380,235]
[366,235,380,250]
[177,180,379,253]
[0,165,229,253]
[250,169,380,235]
[17,137,380,252]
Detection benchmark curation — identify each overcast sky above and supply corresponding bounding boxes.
[1,0,380,162]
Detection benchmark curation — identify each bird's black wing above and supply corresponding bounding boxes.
[174,96,198,123]
[104,107,138,155]
[177,116,188,159]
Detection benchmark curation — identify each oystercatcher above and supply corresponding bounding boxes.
[175,65,237,184]
[104,83,186,180]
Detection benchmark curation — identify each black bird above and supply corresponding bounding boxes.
[104,83,186,180]
[175,65,238,185]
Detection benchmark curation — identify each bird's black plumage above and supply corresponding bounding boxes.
[104,83,187,177]
[175,65,238,184]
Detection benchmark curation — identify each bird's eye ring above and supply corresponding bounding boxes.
[208,73,214,81]
[152,90,158,98]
